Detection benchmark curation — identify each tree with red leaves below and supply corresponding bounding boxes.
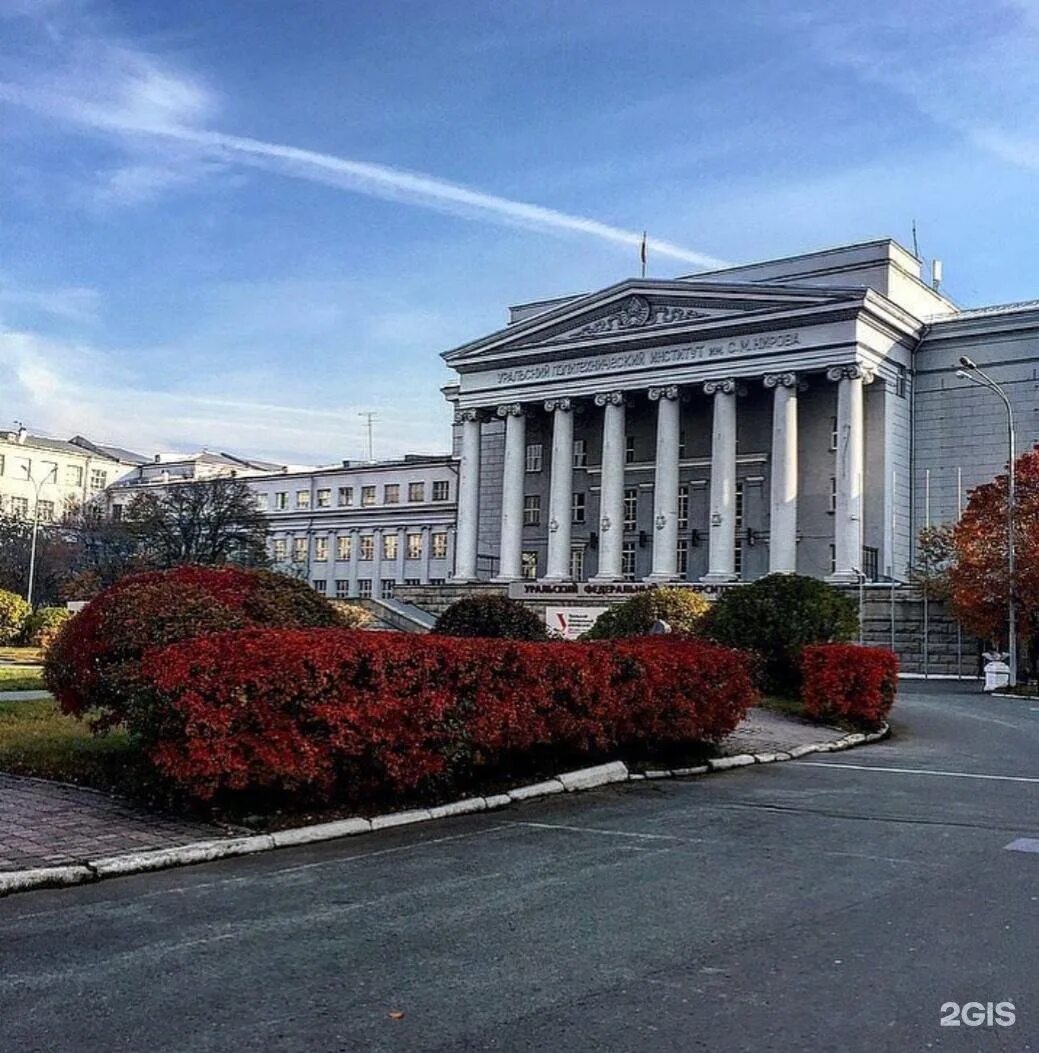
[949,446,1039,676]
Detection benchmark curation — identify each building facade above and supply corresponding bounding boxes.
[441,239,1038,587]
[0,427,145,523]
[254,455,458,599]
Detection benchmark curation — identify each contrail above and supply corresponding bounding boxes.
[0,82,729,269]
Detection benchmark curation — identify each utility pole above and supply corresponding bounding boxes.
[358,412,377,462]
[24,463,57,606]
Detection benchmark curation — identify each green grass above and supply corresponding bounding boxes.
[757,695,808,719]
[0,698,132,792]
[0,667,46,692]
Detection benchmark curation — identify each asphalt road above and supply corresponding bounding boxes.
[3,681,1038,1052]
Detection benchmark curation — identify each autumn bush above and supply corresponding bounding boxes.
[703,574,859,696]
[44,565,342,730]
[0,589,31,646]
[434,593,549,640]
[581,586,710,639]
[800,643,899,727]
[21,606,72,649]
[133,629,758,804]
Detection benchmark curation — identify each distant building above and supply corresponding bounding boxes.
[0,425,145,523]
[254,455,458,599]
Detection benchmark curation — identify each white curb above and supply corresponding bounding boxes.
[0,723,888,898]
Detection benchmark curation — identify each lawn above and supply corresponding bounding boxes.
[0,646,45,665]
[0,667,47,692]
[0,699,132,793]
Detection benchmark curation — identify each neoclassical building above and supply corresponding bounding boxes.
[441,239,1039,587]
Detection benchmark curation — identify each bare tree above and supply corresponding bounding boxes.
[125,477,270,568]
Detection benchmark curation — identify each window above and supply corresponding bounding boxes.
[521,551,538,579]
[570,545,585,581]
[110,504,123,522]
[296,490,310,509]
[862,546,879,582]
[65,464,82,487]
[360,536,374,561]
[40,461,58,483]
[408,482,425,503]
[625,435,636,464]
[830,416,839,452]
[273,538,288,562]
[734,483,745,578]
[407,533,423,559]
[829,544,837,575]
[275,492,288,510]
[313,580,327,595]
[523,494,541,526]
[89,468,108,490]
[432,480,450,501]
[314,537,328,562]
[292,537,308,563]
[678,485,689,530]
[361,486,376,506]
[525,444,543,473]
[677,539,689,577]
[623,488,638,531]
[432,532,448,559]
[573,439,587,468]
[335,580,350,598]
[404,578,421,587]
[381,579,396,598]
[571,492,586,525]
[383,533,398,561]
[316,488,331,508]
[0,454,4,476]
[38,500,55,523]
[338,486,353,507]
[255,493,269,511]
[336,534,352,561]
[621,542,636,581]
[828,477,837,514]
[429,577,446,586]
[358,579,373,598]
[679,430,687,459]
[896,364,907,399]
[384,484,400,504]
[10,497,28,517]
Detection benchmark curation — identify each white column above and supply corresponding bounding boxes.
[348,527,360,597]
[702,378,738,583]
[420,525,432,585]
[372,527,384,598]
[826,364,872,583]
[493,402,526,582]
[451,409,482,581]
[543,397,574,580]
[764,372,799,574]
[590,391,626,583]
[395,526,405,586]
[325,530,336,593]
[648,385,681,581]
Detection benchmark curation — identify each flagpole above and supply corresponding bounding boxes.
[640,231,647,279]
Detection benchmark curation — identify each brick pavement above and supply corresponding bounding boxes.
[720,707,845,755]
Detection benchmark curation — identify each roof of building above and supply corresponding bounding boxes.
[936,297,1039,322]
[1,430,125,461]
[69,436,150,464]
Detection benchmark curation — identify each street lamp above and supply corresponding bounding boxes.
[955,355,1017,686]
[22,463,57,607]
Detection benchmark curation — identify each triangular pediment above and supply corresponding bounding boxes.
[442,278,866,367]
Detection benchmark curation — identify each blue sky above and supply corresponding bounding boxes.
[2,0,1038,464]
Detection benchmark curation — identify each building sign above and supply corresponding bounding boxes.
[487,330,804,389]
[545,606,608,640]
[508,580,735,601]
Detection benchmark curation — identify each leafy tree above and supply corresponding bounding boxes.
[124,477,270,569]
[912,524,956,600]
[950,446,1039,673]
[581,587,710,639]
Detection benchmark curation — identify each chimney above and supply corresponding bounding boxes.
[931,259,943,292]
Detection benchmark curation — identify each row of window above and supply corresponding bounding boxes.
[521,486,695,530]
[519,540,695,583]
[274,531,450,564]
[262,480,451,512]
[0,455,107,490]
[312,578,447,599]
[1,496,60,521]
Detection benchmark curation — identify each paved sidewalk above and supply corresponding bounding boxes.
[0,775,228,872]
[0,707,846,873]
[0,691,53,702]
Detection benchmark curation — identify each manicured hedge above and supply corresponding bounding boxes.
[581,586,710,639]
[135,629,759,803]
[45,565,342,730]
[434,594,549,640]
[800,643,899,727]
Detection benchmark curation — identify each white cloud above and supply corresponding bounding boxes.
[0,280,101,323]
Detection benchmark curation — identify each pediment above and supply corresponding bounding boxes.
[443,279,864,367]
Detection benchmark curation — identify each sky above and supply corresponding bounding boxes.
[2,0,1039,466]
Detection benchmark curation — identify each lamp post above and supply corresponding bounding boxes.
[23,464,57,607]
[956,356,1017,687]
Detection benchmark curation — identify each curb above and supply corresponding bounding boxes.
[0,729,887,898]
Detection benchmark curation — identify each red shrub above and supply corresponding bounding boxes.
[135,629,758,803]
[44,565,341,730]
[800,643,899,727]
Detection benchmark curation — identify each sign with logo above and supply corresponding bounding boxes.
[545,606,608,640]
[508,580,724,601]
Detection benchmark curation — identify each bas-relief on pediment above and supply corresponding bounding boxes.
[517,295,728,346]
